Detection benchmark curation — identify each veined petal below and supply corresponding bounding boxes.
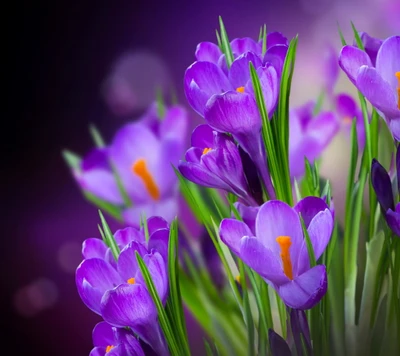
[228,52,262,89]
[356,66,399,119]
[219,218,253,255]
[240,236,290,286]
[294,196,330,227]
[147,216,169,236]
[117,241,148,281]
[375,35,400,92]
[114,328,145,356]
[263,45,288,77]
[76,258,123,315]
[339,46,372,85]
[256,201,303,269]
[82,238,108,260]
[359,32,383,66]
[114,227,146,247]
[148,228,169,264]
[184,61,232,116]
[195,41,222,63]
[230,37,261,56]
[278,265,327,309]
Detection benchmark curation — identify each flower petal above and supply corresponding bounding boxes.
[386,206,400,236]
[148,228,169,263]
[191,124,215,148]
[82,238,108,260]
[371,158,394,212]
[230,37,261,56]
[184,61,233,116]
[147,216,169,236]
[195,41,222,63]
[76,258,123,315]
[117,241,148,281]
[268,329,291,356]
[339,45,372,85]
[114,227,146,247]
[240,236,290,285]
[278,265,327,309]
[228,52,262,89]
[375,35,400,92]
[219,218,253,255]
[294,196,330,228]
[92,321,115,347]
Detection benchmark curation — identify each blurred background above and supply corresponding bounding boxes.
[4,0,398,354]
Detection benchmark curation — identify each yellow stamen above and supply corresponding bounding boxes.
[132,159,160,200]
[127,277,135,284]
[202,147,212,155]
[276,236,294,280]
[396,72,400,110]
[342,116,352,124]
[236,86,245,93]
[235,275,241,284]
[106,345,114,353]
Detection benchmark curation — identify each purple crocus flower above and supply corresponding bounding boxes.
[358,32,383,66]
[219,197,334,309]
[76,217,170,355]
[322,44,340,95]
[269,329,292,356]
[335,93,366,150]
[178,124,258,206]
[73,104,188,226]
[289,101,339,178]
[90,321,144,356]
[371,147,400,236]
[339,35,400,140]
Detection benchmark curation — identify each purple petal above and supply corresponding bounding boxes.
[263,45,288,77]
[115,329,145,356]
[254,65,279,117]
[136,252,168,303]
[269,329,291,356]
[114,227,146,247]
[148,228,169,264]
[92,321,115,347]
[228,52,262,89]
[82,148,110,171]
[297,209,334,275]
[375,36,400,92]
[390,119,400,141]
[307,111,339,149]
[117,241,148,281]
[267,32,289,48]
[89,347,106,356]
[101,283,157,335]
[397,146,400,192]
[371,158,394,212]
[289,136,320,178]
[356,66,399,118]
[195,42,222,63]
[322,44,339,93]
[339,46,372,85]
[82,238,108,259]
[76,258,123,315]
[278,265,327,309]
[159,105,188,145]
[147,216,169,235]
[230,37,261,56]
[387,205,400,236]
[336,93,358,119]
[234,202,259,235]
[240,236,290,285]
[184,61,233,116]
[294,196,330,227]
[359,32,383,66]
[219,218,253,255]
[191,124,215,148]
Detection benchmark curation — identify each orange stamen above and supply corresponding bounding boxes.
[342,116,352,124]
[395,72,400,110]
[127,277,135,284]
[236,86,245,93]
[202,147,212,155]
[132,159,160,201]
[276,236,294,280]
[106,345,114,353]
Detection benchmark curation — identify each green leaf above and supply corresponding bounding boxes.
[218,16,234,68]
[156,87,166,119]
[337,22,347,46]
[89,124,106,148]
[98,210,120,260]
[62,149,82,172]
[300,214,316,267]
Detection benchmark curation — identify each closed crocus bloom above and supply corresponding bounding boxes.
[219,198,333,309]
[358,32,383,66]
[76,217,170,355]
[178,124,258,206]
[339,35,400,140]
[289,101,339,178]
[269,329,292,356]
[90,321,144,356]
[72,104,188,226]
[371,147,400,236]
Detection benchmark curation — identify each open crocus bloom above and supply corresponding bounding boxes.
[220,197,334,309]
[76,217,170,355]
[90,321,144,356]
[73,104,188,226]
[339,35,400,140]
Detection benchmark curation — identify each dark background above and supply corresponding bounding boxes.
[4,0,397,354]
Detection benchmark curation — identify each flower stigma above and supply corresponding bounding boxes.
[127,277,136,284]
[276,236,294,280]
[396,72,400,109]
[236,86,245,93]
[106,345,114,353]
[132,158,160,200]
[202,147,212,155]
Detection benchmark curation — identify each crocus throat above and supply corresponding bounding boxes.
[132,159,160,200]
[396,72,400,109]
[236,86,245,93]
[276,236,293,280]
[127,277,135,284]
[106,345,114,353]
[202,147,212,155]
